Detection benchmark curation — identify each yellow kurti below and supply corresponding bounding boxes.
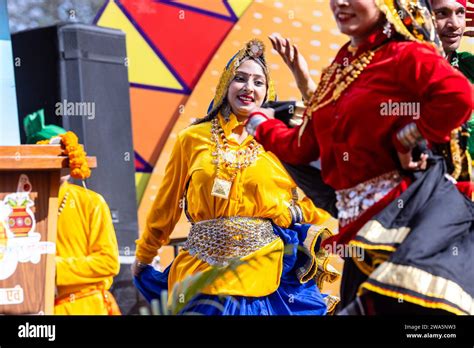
[54,182,120,315]
[136,114,331,296]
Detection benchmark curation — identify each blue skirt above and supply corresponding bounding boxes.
[134,224,330,315]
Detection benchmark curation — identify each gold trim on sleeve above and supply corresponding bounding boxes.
[296,225,341,289]
[324,294,341,315]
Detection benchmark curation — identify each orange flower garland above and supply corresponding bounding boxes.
[36,131,91,180]
[60,132,91,180]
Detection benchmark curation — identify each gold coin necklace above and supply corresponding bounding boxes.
[210,118,261,199]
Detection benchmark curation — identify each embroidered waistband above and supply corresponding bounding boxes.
[336,171,402,227]
[183,216,277,267]
[55,286,120,315]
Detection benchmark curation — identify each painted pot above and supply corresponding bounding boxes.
[8,207,33,237]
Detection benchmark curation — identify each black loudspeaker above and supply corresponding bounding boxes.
[12,23,138,257]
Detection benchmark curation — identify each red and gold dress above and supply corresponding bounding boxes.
[255,29,471,242]
[250,28,473,314]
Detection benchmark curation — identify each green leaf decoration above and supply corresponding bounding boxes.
[7,199,16,207]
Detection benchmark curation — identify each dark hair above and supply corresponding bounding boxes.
[192,105,221,125]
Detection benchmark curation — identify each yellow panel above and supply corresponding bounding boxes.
[459,37,473,52]
[227,0,253,18]
[135,172,151,203]
[97,1,183,90]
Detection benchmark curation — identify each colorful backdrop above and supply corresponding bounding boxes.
[95,0,349,221]
[95,0,252,202]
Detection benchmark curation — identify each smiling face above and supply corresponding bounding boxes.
[330,0,384,46]
[226,59,267,119]
[432,0,466,55]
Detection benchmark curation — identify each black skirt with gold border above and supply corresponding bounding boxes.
[349,156,473,315]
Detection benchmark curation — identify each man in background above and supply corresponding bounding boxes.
[24,111,121,315]
[432,0,474,198]
[433,0,473,81]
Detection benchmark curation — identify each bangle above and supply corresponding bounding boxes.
[289,203,303,225]
[397,123,423,149]
[246,113,270,136]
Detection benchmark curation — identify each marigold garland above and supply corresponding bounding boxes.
[36,131,91,180]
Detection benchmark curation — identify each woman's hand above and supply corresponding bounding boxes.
[268,34,316,101]
[397,150,429,171]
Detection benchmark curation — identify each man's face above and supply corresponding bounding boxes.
[432,0,466,54]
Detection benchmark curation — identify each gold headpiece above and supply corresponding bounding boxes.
[376,0,443,53]
[207,39,277,116]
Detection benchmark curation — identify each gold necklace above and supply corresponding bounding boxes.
[449,127,464,180]
[210,118,261,199]
[348,43,358,56]
[305,49,377,116]
[297,47,382,145]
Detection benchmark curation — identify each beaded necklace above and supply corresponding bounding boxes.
[210,118,262,199]
[297,43,387,144]
[305,49,376,115]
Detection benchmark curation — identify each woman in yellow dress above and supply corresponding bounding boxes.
[133,39,337,315]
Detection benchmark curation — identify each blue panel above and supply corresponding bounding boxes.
[0,0,20,145]
[0,0,9,40]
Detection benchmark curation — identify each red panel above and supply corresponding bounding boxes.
[170,0,232,18]
[135,157,145,171]
[120,0,234,88]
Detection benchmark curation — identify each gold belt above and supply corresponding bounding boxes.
[336,171,402,227]
[183,217,277,267]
